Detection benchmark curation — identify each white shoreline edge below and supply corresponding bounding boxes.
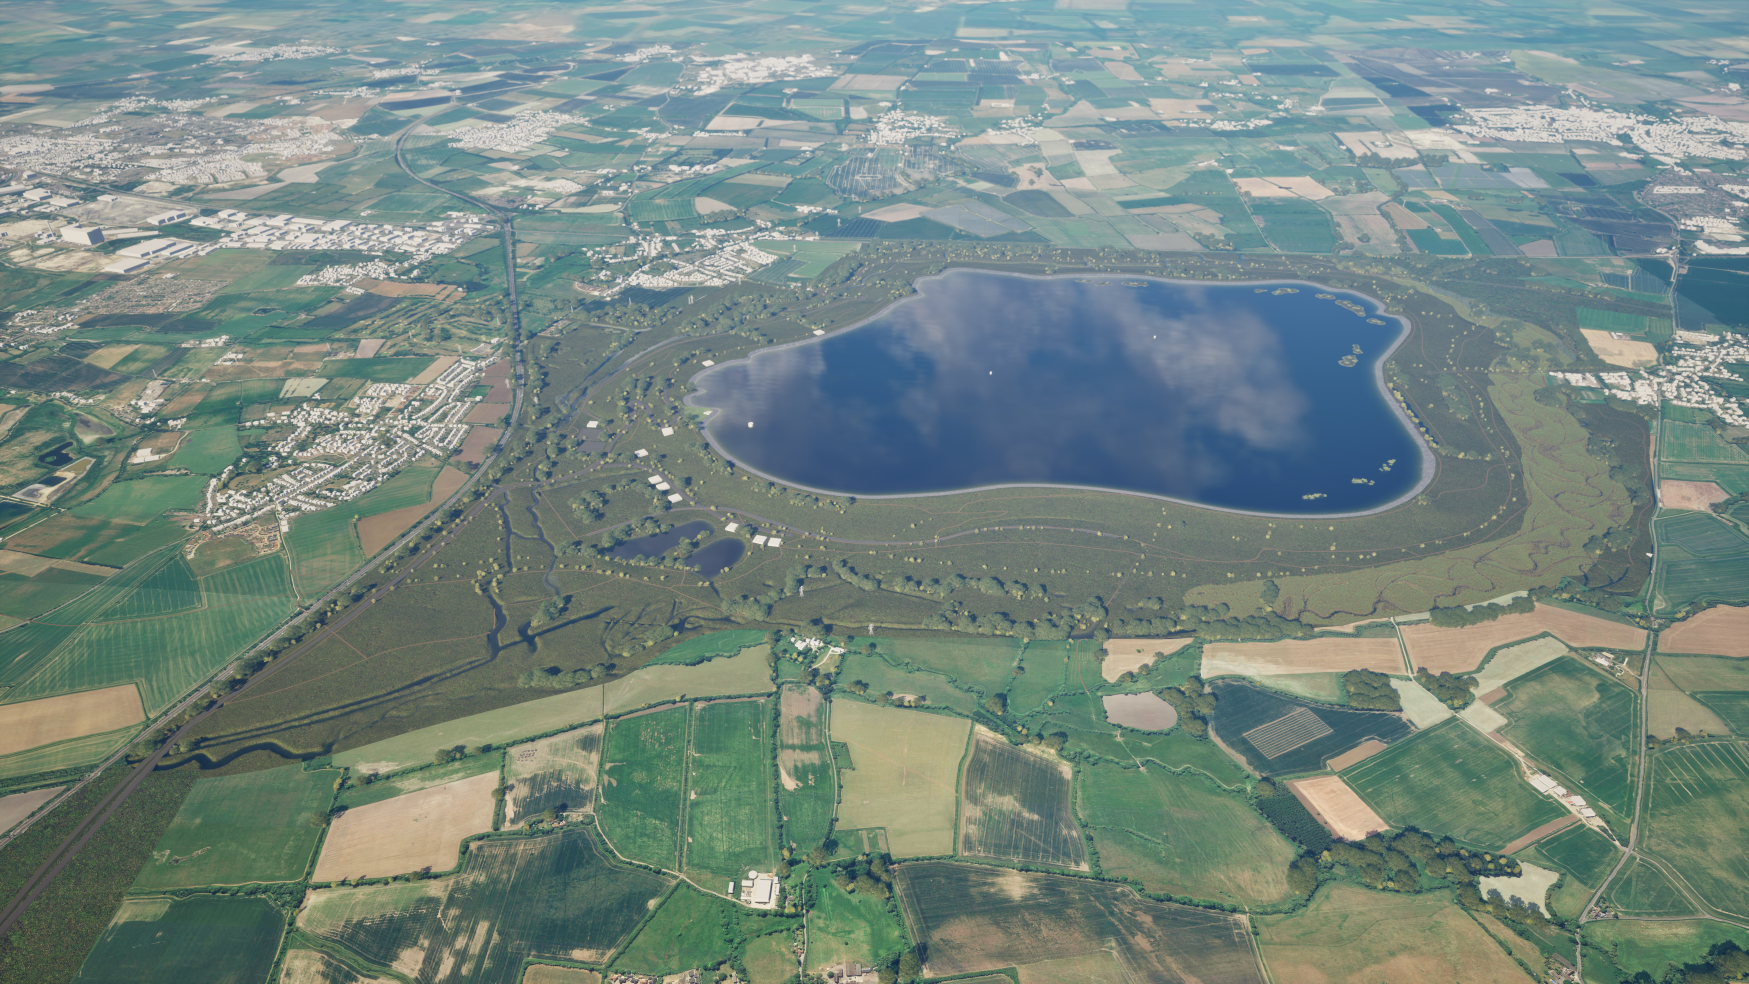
[680,269,1440,521]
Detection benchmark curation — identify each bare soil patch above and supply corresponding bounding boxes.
[1401,605,1645,673]
[457,426,501,467]
[1327,739,1388,772]
[1500,815,1580,856]
[311,770,497,881]
[1203,637,1404,678]
[0,684,145,756]
[1099,638,1191,681]
[1581,329,1659,368]
[1661,479,1729,512]
[0,785,63,835]
[1288,776,1389,841]
[1659,605,1749,657]
[465,402,511,425]
[407,355,460,386]
[357,466,468,556]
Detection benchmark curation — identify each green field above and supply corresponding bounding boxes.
[1659,655,1749,735]
[1657,460,1749,495]
[1078,762,1293,904]
[1521,821,1621,887]
[684,699,777,886]
[327,649,772,775]
[1,553,293,715]
[1643,742,1749,919]
[336,751,501,809]
[94,554,201,621]
[614,883,799,977]
[744,933,798,984]
[1607,855,1697,917]
[301,828,669,983]
[0,567,109,620]
[70,475,207,525]
[316,357,437,382]
[647,630,767,665]
[165,427,243,475]
[1493,658,1637,816]
[1256,883,1535,984]
[1653,511,1749,612]
[77,896,286,984]
[599,705,689,870]
[831,700,970,858]
[1660,421,1749,464]
[1343,719,1568,850]
[802,867,908,973]
[283,461,441,600]
[1582,919,1749,984]
[0,724,140,781]
[133,764,337,890]
[835,651,982,718]
[959,732,1085,869]
[777,686,835,851]
[877,635,1022,697]
[194,379,284,414]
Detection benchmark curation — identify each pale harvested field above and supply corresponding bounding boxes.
[465,402,511,425]
[311,770,497,881]
[85,343,139,370]
[279,950,396,984]
[1659,605,1749,657]
[0,548,57,575]
[1327,740,1389,772]
[1288,776,1389,841]
[522,967,602,984]
[1258,883,1532,984]
[1100,638,1192,681]
[0,785,63,835]
[0,684,144,757]
[1401,605,1646,674]
[1580,329,1658,368]
[357,466,468,555]
[407,355,459,386]
[832,700,970,858]
[1661,479,1729,512]
[1203,638,1404,678]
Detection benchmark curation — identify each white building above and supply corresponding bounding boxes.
[60,224,103,245]
[145,209,191,225]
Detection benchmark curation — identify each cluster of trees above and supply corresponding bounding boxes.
[570,489,610,521]
[1647,726,1715,748]
[1342,669,1403,711]
[1155,676,1217,737]
[1178,603,1318,642]
[831,852,894,901]
[1674,941,1749,984]
[1415,667,1479,709]
[515,663,615,689]
[1426,594,1534,628]
[1305,827,1549,929]
[1252,779,1332,854]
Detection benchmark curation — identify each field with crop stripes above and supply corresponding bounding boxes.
[683,699,777,887]
[599,705,689,870]
[134,763,336,890]
[1342,719,1567,850]
[1077,761,1293,905]
[1643,741,1749,919]
[0,552,293,715]
[77,896,285,984]
[1493,659,1638,817]
[301,828,670,982]
[958,731,1084,869]
[777,686,835,851]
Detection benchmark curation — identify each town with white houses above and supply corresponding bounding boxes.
[1550,331,1749,428]
[199,357,489,535]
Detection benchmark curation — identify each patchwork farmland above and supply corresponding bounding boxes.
[896,862,1264,984]
[505,723,603,827]
[831,701,970,858]
[1399,604,1647,673]
[1341,719,1567,851]
[1207,681,1412,776]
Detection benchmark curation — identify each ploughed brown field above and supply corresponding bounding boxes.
[1401,605,1646,673]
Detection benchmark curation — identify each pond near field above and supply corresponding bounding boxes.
[690,270,1429,514]
[1102,692,1179,731]
[610,521,712,561]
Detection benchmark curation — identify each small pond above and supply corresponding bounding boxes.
[36,441,75,467]
[1102,692,1179,731]
[610,521,713,561]
[690,538,745,577]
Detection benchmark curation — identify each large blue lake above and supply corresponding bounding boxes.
[690,270,1429,514]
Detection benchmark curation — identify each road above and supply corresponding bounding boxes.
[0,120,528,939]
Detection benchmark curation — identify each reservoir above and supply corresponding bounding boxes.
[691,270,1428,514]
